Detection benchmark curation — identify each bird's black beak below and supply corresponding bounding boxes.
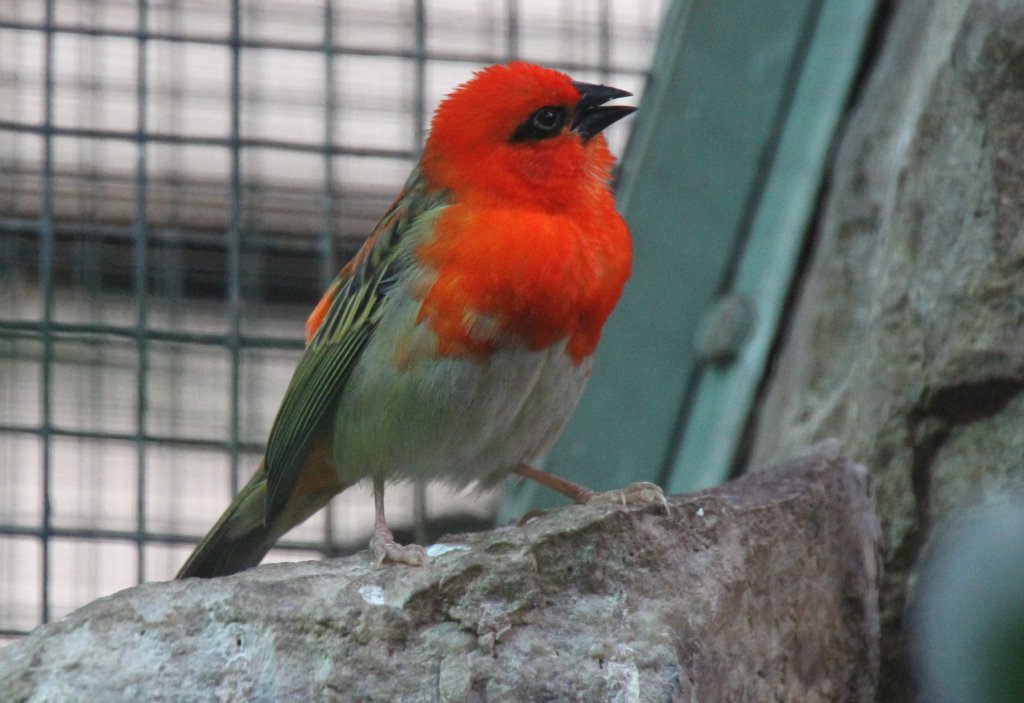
[571,81,637,142]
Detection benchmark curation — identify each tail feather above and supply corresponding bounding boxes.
[176,465,282,579]
[177,453,346,579]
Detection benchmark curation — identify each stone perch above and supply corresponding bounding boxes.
[0,447,879,702]
[746,2,1024,696]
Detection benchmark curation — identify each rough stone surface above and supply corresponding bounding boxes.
[1,450,879,703]
[746,1,1024,699]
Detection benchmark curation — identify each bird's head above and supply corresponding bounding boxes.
[421,61,636,209]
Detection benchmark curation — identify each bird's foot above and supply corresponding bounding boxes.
[586,481,670,514]
[369,526,427,567]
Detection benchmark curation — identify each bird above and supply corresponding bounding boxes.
[177,60,658,579]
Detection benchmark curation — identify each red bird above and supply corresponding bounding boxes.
[178,61,657,578]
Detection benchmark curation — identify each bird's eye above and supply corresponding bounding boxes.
[510,106,568,142]
[532,107,563,131]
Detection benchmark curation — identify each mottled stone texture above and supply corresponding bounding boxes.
[1,451,878,702]
[747,1,1024,699]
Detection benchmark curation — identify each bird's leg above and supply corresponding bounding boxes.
[514,463,596,503]
[368,476,427,567]
[514,463,669,513]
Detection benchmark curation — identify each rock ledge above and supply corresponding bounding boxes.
[1,448,879,703]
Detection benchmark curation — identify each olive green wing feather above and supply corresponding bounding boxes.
[262,173,447,521]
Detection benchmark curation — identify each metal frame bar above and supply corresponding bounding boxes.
[37,0,57,627]
[0,119,415,158]
[131,0,150,584]
[0,18,650,76]
[0,523,343,554]
[226,0,243,498]
[0,219,363,259]
[0,423,267,454]
[0,320,304,350]
[410,0,429,546]
[319,0,341,561]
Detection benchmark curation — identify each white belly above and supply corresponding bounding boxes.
[330,295,591,487]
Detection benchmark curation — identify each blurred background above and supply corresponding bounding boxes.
[0,0,875,643]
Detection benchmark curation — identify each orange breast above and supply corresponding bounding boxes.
[415,201,631,364]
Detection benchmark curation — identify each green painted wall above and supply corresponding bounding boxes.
[502,0,876,516]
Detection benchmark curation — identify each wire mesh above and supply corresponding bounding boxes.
[0,0,666,641]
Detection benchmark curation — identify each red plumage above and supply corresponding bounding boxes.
[417,62,632,363]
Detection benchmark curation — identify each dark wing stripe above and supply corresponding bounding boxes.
[261,173,448,520]
[262,282,379,518]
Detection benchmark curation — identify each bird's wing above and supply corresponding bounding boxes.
[262,171,448,520]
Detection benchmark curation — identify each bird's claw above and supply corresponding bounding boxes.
[370,527,428,567]
[586,481,670,515]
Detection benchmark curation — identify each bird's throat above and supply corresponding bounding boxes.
[414,201,631,364]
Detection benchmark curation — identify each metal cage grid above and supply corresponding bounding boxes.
[0,0,665,640]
